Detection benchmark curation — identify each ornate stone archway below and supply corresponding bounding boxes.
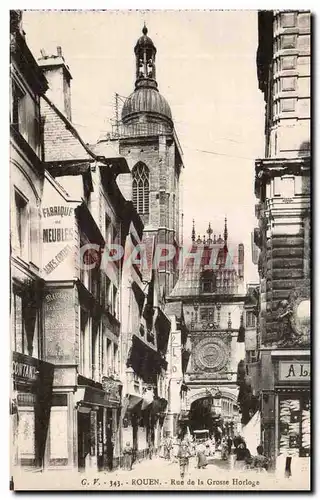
[186,386,238,411]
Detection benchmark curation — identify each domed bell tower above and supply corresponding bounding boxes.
[119,25,184,296]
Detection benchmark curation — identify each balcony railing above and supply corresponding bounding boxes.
[110,122,173,139]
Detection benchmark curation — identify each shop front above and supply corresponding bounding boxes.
[75,376,122,472]
[273,353,310,478]
[11,351,54,470]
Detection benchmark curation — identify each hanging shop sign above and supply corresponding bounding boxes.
[42,177,77,281]
[101,377,122,406]
[279,361,310,383]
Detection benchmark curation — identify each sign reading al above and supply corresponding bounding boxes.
[279,361,310,382]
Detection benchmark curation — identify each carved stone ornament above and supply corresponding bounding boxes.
[194,337,228,372]
[290,284,310,343]
[277,282,310,347]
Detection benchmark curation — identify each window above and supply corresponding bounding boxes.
[80,309,89,376]
[298,98,310,118]
[14,190,29,261]
[281,35,296,50]
[91,321,99,381]
[13,292,28,354]
[298,12,310,29]
[278,395,310,458]
[132,163,149,214]
[281,176,295,198]
[201,271,216,294]
[281,98,296,112]
[106,339,112,376]
[246,350,258,363]
[200,307,214,321]
[281,56,296,70]
[202,280,212,293]
[297,35,311,51]
[246,311,256,328]
[297,57,310,76]
[16,399,36,467]
[281,12,296,28]
[48,395,69,467]
[281,76,296,92]
[11,79,41,155]
[113,344,119,375]
[112,287,118,317]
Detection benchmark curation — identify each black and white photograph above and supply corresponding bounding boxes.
[9,8,311,491]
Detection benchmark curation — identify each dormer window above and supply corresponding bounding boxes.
[200,270,216,294]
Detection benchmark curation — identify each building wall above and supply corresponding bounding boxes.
[265,11,311,159]
[254,10,311,470]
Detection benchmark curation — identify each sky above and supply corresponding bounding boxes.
[22,10,265,283]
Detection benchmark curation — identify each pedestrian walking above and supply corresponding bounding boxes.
[177,436,191,479]
[123,442,133,471]
[164,436,172,460]
[205,437,211,457]
[221,437,229,460]
[210,436,216,456]
[196,440,208,469]
[171,435,179,462]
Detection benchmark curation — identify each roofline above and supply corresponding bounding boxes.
[42,94,130,172]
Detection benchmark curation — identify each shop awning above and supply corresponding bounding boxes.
[127,394,143,410]
[141,389,154,410]
[75,202,105,247]
[132,281,146,315]
[155,308,171,353]
[76,385,121,409]
[127,334,168,379]
[151,397,168,415]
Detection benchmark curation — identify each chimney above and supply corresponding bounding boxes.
[10,10,24,36]
[238,243,244,279]
[38,46,72,121]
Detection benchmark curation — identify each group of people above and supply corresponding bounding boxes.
[233,436,269,472]
[122,433,270,475]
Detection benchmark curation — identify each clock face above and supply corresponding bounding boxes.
[194,338,228,372]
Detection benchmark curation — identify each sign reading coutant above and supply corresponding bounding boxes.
[279,361,310,382]
[12,360,37,381]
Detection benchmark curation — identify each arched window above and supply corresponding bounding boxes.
[132,163,149,214]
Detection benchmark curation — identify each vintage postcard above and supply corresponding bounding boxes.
[10,9,311,491]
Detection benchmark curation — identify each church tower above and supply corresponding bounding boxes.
[117,25,184,295]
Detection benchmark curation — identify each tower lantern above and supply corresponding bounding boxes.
[134,24,157,89]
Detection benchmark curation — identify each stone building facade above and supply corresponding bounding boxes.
[11,16,178,475]
[10,11,55,471]
[253,10,311,474]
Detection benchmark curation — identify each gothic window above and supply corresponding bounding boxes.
[132,163,150,215]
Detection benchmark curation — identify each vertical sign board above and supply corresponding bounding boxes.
[170,331,182,414]
[42,177,77,281]
[171,331,182,378]
[44,288,76,364]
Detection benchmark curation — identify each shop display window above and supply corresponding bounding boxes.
[17,392,36,468]
[278,395,310,458]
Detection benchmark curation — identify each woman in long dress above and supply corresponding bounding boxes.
[196,440,208,469]
[234,442,251,471]
[123,442,133,471]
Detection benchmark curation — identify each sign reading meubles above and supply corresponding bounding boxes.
[41,188,77,280]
